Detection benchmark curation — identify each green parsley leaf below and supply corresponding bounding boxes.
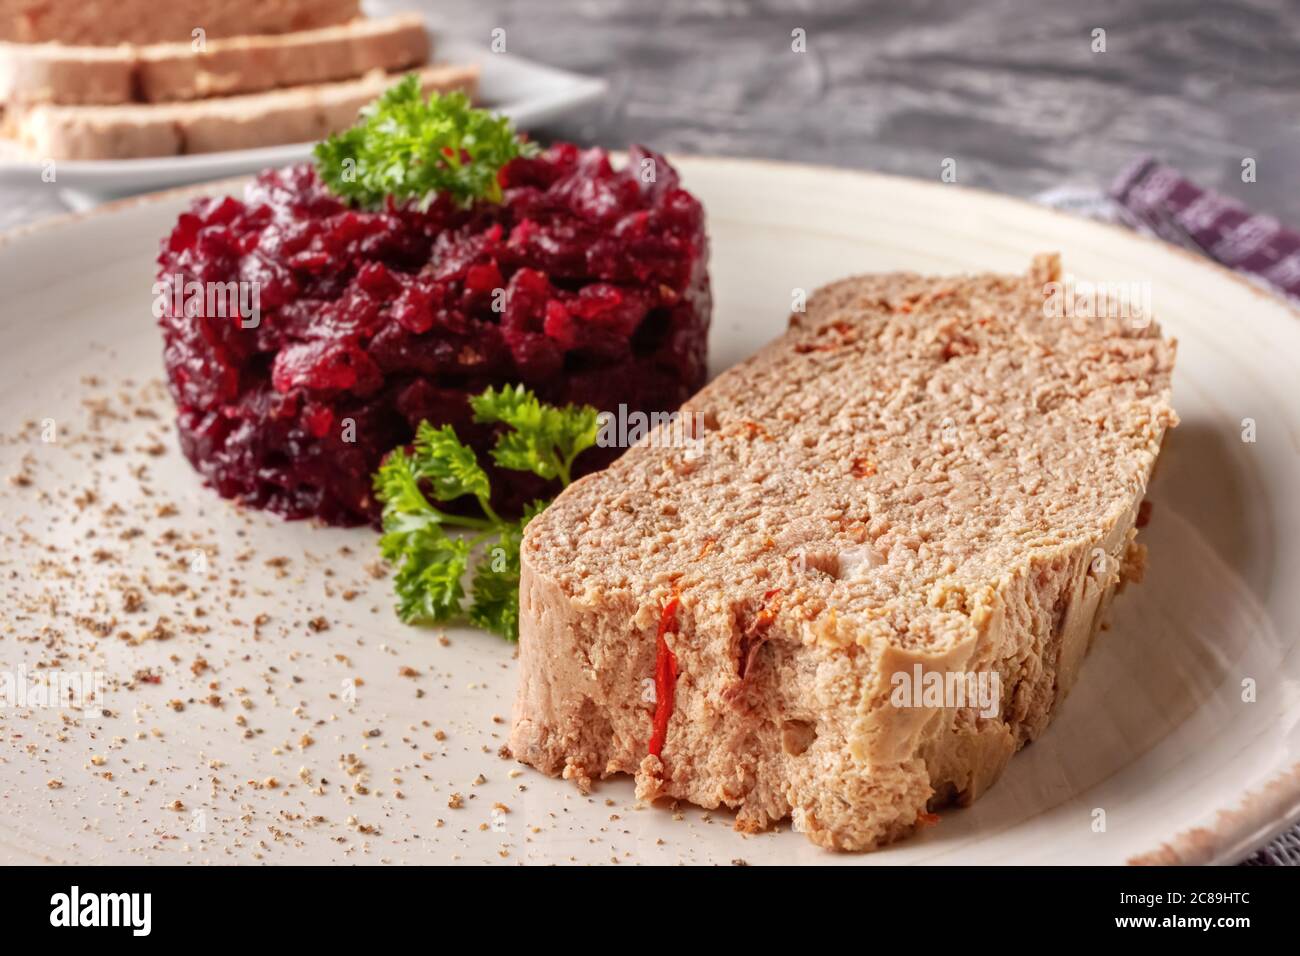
[470,384,600,485]
[389,525,470,625]
[410,422,492,507]
[373,388,596,641]
[467,526,522,639]
[467,501,546,640]
[313,74,538,209]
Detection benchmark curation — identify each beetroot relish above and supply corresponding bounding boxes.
[157,145,711,525]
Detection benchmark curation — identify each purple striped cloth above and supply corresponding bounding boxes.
[1110,156,1300,301]
[1036,158,1300,306]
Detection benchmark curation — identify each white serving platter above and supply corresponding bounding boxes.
[0,158,1297,865]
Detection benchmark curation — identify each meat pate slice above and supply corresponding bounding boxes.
[510,254,1178,851]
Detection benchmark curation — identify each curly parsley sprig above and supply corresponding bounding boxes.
[374,386,598,640]
[314,74,538,209]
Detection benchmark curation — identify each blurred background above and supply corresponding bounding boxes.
[370,0,1300,221]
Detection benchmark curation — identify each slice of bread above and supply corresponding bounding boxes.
[138,15,431,103]
[0,41,132,105]
[0,0,360,45]
[9,63,478,159]
[0,15,431,106]
[510,255,1178,850]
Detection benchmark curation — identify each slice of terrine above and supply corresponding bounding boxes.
[509,254,1177,850]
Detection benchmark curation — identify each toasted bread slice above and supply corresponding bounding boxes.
[8,63,477,159]
[0,14,431,106]
[510,255,1177,850]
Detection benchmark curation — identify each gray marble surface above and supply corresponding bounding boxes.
[2,0,1297,863]
[387,0,1300,222]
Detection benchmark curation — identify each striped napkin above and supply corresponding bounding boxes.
[1036,156,1300,307]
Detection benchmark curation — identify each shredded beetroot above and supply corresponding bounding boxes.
[649,592,680,759]
[156,145,710,526]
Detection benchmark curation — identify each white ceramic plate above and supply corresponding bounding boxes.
[0,37,606,206]
[1,158,1298,866]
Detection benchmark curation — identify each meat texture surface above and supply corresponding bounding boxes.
[510,254,1177,850]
